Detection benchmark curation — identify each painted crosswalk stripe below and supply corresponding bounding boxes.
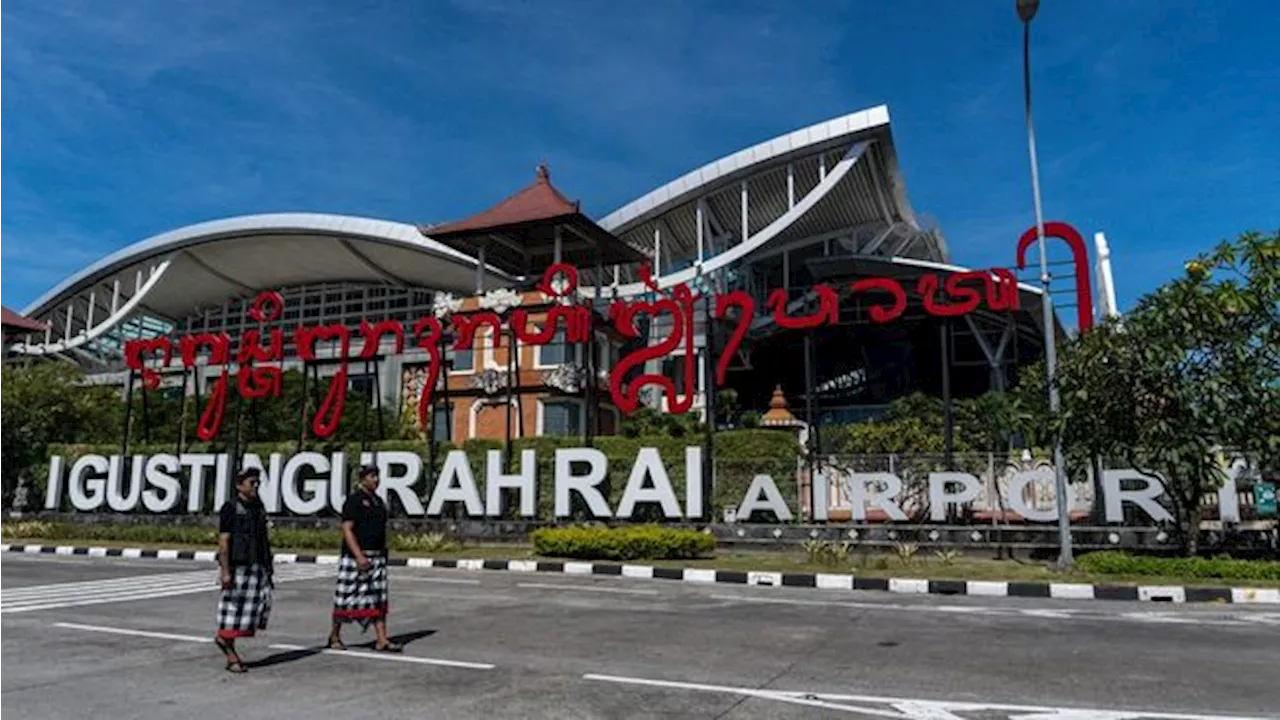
[1,565,333,614]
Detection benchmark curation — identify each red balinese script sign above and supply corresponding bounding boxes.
[125,222,1092,440]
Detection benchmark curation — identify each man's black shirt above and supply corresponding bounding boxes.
[218,497,271,567]
[341,488,387,556]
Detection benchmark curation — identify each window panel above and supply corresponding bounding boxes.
[432,405,451,441]
[450,347,474,372]
[542,401,581,437]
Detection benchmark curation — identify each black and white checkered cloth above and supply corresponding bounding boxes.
[332,551,389,628]
[216,564,273,638]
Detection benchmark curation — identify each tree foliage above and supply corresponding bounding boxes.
[617,405,704,438]
[2,363,122,504]
[834,391,1037,456]
[1052,230,1280,553]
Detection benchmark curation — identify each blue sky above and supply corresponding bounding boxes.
[3,0,1276,312]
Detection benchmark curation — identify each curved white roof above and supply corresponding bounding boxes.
[593,105,946,296]
[17,213,504,356]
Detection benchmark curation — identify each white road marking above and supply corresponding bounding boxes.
[397,576,482,585]
[53,622,210,644]
[47,622,494,670]
[1,565,332,613]
[268,643,494,670]
[517,582,659,596]
[583,673,1266,719]
[583,673,908,718]
[2,571,216,600]
[709,593,1271,627]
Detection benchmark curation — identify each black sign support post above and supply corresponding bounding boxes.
[941,321,954,471]
[120,370,135,466]
[803,333,816,522]
[702,284,716,523]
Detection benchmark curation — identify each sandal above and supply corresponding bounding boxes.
[374,641,404,653]
[327,636,347,651]
[216,637,246,673]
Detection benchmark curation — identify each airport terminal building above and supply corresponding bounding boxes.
[7,105,1118,441]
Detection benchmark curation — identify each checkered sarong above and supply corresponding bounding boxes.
[216,564,273,639]
[332,551,389,628]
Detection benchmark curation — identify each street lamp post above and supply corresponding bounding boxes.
[1017,0,1074,568]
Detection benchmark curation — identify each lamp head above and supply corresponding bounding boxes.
[1017,0,1040,23]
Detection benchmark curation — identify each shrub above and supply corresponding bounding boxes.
[530,524,715,561]
[1077,551,1280,581]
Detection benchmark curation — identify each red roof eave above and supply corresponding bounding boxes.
[1,306,47,333]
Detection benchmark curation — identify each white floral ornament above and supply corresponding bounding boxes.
[472,369,507,394]
[543,364,588,393]
[847,529,859,540]
[479,287,523,314]
[928,530,940,542]
[969,530,983,542]
[432,292,462,318]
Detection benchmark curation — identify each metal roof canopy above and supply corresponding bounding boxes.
[15,213,507,358]
[422,164,645,276]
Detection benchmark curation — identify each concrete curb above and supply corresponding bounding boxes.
[5,543,1278,604]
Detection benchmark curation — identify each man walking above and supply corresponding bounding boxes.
[215,468,273,673]
[329,464,402,652]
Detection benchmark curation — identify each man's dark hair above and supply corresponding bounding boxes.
[235,468,261,484]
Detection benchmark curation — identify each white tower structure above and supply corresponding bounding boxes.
[1093,232,1120,321]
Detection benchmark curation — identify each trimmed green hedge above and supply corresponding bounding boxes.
[1077,551,1280,581]
[530,524,716,561]
[41,430,801,521]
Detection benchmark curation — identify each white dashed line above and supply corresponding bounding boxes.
[269,643,494,670]
[53,622,210,644]
[48,622,495,670]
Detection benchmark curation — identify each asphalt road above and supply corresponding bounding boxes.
[2,553,1278,719]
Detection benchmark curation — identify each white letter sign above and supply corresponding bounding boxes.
[554,448,612,518]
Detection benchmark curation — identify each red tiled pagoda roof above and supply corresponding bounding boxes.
[421,164,644,276]
[426,164,580,236]
[1,306,46,333]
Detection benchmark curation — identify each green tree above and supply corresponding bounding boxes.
[1052,230,1280,554]
[1,362,123,505]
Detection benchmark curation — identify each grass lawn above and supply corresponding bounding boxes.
[6,536,1278,589]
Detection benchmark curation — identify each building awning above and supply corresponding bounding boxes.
[422,164,645,276]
